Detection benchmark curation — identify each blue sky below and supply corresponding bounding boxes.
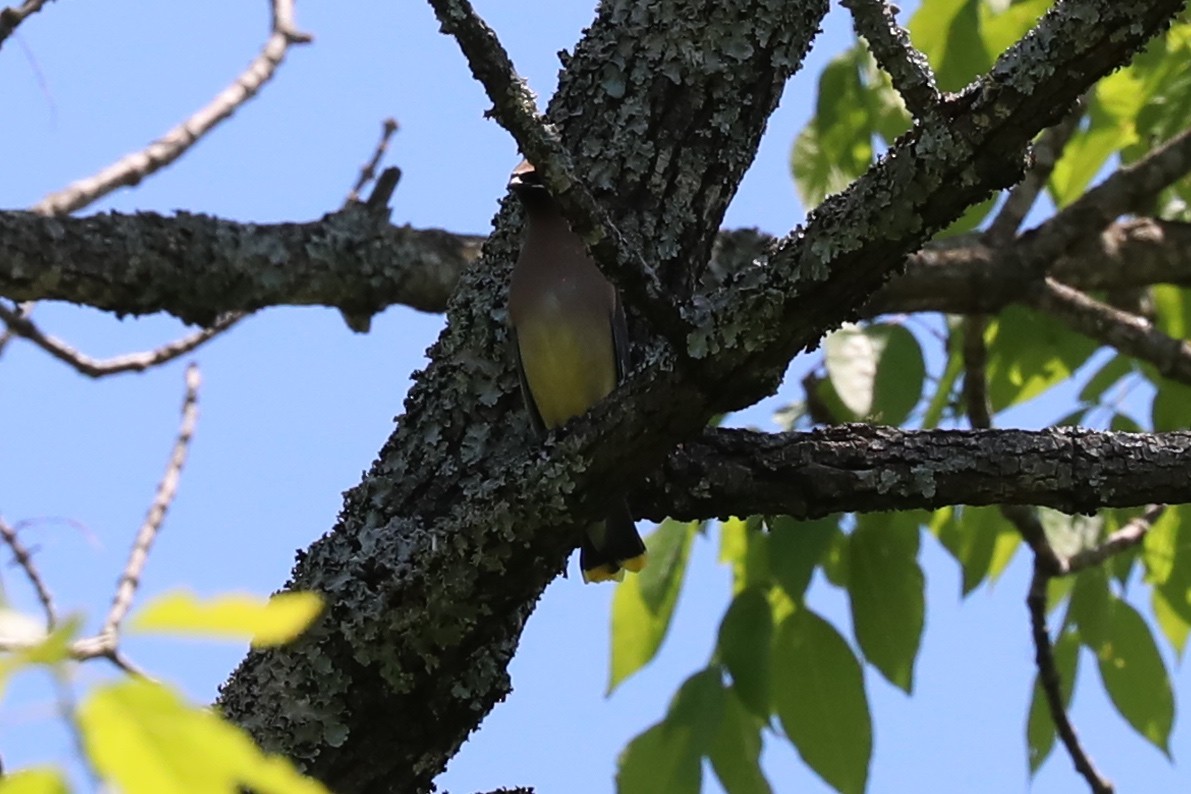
[0,1,1185,792]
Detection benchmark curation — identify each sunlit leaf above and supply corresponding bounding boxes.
[719,517,770,594]
[985,307,1097,411]
[80,678,328,794]
[130,590,322,647]
[1069,567,1111,651]
[823,324,925,424]
[610,520,697,692]
[909,0,990,92]
[0,767,70,794]
[792,48,875,208]
[773,607,871,794]
[1151,587,1190,659]
[934,506,1020,595]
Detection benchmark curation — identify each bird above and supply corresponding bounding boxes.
[506,159,647,583]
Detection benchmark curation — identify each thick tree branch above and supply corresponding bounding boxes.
[5,212,1190,326]
[639,426,1191,521]
[427,0,685,339]
[0,209,480,324]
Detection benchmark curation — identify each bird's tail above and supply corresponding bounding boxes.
[580,498,648,584]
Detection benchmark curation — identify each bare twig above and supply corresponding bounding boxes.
[0,300,33,360]
[101,363,201,638]
[1028,561,1114,794]
[961,315,992,430]
[959,313,1065,569]
[1063,504,1162,575]
[345,118,400,205]
[841,0,941,120]
[425,0,686,342]
[0,0,51,51]
[1030,278,1191,385]
[984,101,1084,245]
[0,515,58,629]
[0,303,240,378]
[32,0,312,215]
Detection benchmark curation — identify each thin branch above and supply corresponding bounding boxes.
[101,364,201,638]
[0,300,32,360]
[983,101,1084,245]
[1030,278,1191,385]
[961,315,992,430]
[1024,124,1191,265]
[0,515,57,629]
[31,0,312,216]
[346,118,400,206]
[842,0,941,120]
[0,304,240,377]
[1063,504,1163,575]
[0,0,51,51]
[1028,561,1114,794]
[425,0,686,341]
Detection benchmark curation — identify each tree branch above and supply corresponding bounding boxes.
[639,426,1191,521]
[842,0,941,120]
[1028,562,1114,794]
[426,0,686,340]
[0,302,240,377]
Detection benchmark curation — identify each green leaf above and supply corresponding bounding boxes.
[1152,284,1191,340]
[921,322,964,429]
[719,517,771,594]
[1094,597,1175,754]
[0,767,70,794]
[767,515,839,602]
[908,0,990,92]
[847,514,925,692]
[1151,379,1191,431]
[617,669,724,794]
[1151,587,1191,658]
[130,591,322,647]
[823,324,926,424]
[709,688,773,794]
[717,588,773,718]
[1142,506,1191,636]
[985,307,1098,411]
[934,196,996,239]
[610,520,697,692]
[1068,567,1112,651]
[773,608,871,794]
[1026,627,1080,774]
[978,0,1051,55]
[79,679,328,794]
[792,48,875,208]
[933,506,1021,595]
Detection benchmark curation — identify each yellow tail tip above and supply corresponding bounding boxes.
[619,553,648,573]
[582,564,625,584]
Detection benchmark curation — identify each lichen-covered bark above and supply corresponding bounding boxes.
[217,2,824,792]
[0,207,478,323]
[211,0,1185,791]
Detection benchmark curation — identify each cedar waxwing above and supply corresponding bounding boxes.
[506,160,647,583]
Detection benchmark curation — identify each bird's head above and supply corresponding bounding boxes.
[508,160,551,207]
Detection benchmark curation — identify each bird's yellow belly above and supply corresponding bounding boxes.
[516,319,617,429]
